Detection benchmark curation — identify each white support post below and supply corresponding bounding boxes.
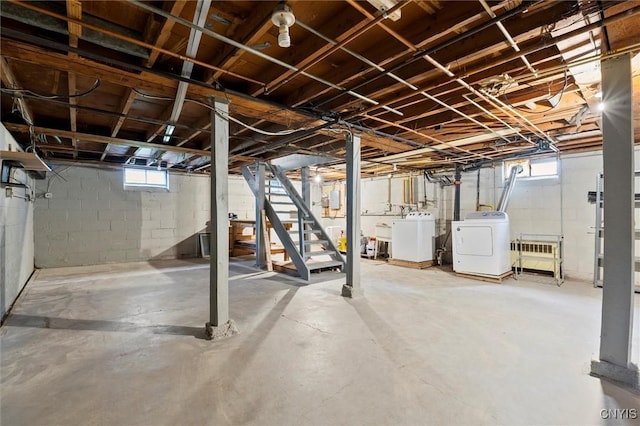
[590,54,638,389]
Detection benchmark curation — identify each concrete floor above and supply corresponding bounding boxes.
[1,258,639,425]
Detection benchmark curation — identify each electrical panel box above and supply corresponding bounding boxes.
[330,190,341,210]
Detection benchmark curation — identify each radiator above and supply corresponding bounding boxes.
[510,240,562,279]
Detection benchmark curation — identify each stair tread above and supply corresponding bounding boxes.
[306,250,335,256]
[288,229,322,234]
[280,219,314,224]
[304,240,329,245]
[269,201,295,205]
[307,260,344,270]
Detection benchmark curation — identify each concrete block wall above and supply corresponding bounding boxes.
[0,124,35,319]
[311,148,639,282]
[34,165,255,268]
[557,153,602,280]
[313,175,447,253]
[30,149,637,278]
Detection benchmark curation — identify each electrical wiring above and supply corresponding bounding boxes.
[45,166,70,194]
[502,68,568,114]
[132,88,307,137]
[0,79,101,99]
[132,88,174,101]
[216,108,307,136]
[204,103,307,136]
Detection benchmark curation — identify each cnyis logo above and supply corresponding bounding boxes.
[600,408,638,420]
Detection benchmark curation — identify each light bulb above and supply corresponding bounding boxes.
[278,24,290,48]
[314,174,322,183]
[271,4,295,49]
[598,102,605,112]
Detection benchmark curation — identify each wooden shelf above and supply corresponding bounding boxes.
[0,151,51,171]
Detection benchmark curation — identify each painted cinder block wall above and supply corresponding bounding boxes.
[314,148,638,282]
[32,148,637,279]
[34,166,255,268]
[0,123,35,319]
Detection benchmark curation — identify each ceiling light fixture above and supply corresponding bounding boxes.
[598,102,605,112]
[271,4,295,48]
[162,124,176,144]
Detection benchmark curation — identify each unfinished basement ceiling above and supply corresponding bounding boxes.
[1,0,639,177]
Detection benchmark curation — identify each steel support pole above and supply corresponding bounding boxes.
[342,133,362,298]
[255,162,266,268]
[301,166,311,207]
[205,96,238,340]
[453,166,462,221]
[590,54,638,388]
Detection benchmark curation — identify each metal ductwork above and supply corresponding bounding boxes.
[497,165,522,212]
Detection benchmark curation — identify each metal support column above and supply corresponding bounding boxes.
[301,166,311,207]
[590,54,638,389]
[254,162,266,268]
[205,96,238,340]
[342,133,362,298]
[453,166,462,221]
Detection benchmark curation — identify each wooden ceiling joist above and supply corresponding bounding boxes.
[3,123,211,158]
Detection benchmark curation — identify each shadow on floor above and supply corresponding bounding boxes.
[4,314,209,340]
[597,370,640,397]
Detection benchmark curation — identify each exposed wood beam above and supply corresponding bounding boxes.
[146,0,188,67]
[111,90,137,139]
[0,39,313,130]
[287,1,484,108]
[1,38,176,93]
[66,0,82,159]
[4,123,211,157]
[68,72,78,158]
[177,115,211,147]
[7,0,262,86]
[341,3,640,120]
[51,70,61,94]
[101,88,138,161]
[206,2,279,83]
[102,1,187,162]
[256,1,408,97]
[1,39,416,160]
[346,0,417,51]
[145,102,173,143]
[66,0,82,49]
[0,57,35,126]
[322,12,562,114]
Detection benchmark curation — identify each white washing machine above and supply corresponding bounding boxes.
[452,211,511,276]
[392,212,436,262]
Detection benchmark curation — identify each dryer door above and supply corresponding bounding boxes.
[455,225,493,256]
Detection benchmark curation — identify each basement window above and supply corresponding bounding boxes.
[124,167,169,190]
[504,157,558,180]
